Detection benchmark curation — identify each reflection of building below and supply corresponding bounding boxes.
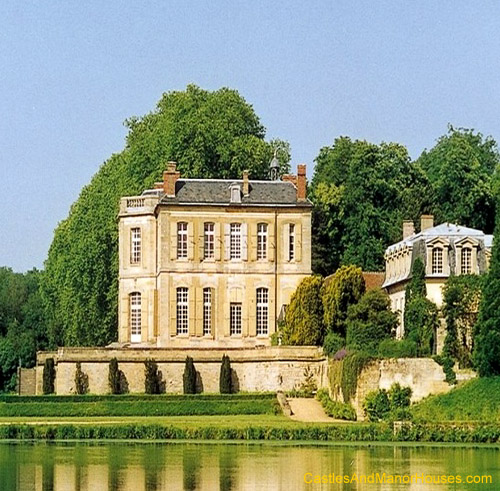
[118,162,312,347]
[383,215,492,339]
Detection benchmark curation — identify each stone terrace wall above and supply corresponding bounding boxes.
[35,347,328,395]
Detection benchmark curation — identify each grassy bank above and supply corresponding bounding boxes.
[412,377,500,423]
[0,394,279,417]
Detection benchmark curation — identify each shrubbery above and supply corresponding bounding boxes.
[316,388,356,420]
[144,359,161,394]
[363,383,412,421]
[74,362,88,395]
[183,356,197,394]
[108,358,121,394]
[42,358,55,395]
[219,355,232,394]
[377,339,417,358]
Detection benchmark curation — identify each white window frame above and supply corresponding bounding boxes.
[176,287,189,335]
[204,222,215,259]
[130,292,142,343]
[461,247,472,274]
[256,288,269,335]
[203,288,212,335]
[230,302,242,335]
[177,222,188,259]
[230,223,241,260]
[289,224,295,261]
[432,248,443,274]
[130,228,141,265]
[257,223,268,260]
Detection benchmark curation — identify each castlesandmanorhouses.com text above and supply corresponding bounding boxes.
[304,472,492,485]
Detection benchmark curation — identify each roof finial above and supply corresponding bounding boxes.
[269,149,280,181]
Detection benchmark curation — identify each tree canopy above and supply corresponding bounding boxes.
[41,85,289,347]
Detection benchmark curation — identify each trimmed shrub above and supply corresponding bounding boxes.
[219,355,232,394]
[316,388,356,420]
[364,383,412,421]
[42,358,56,395]
[144,359,160,394]
[364,389,390,421]
[378,339,417,358]
[183,356,196,394]
[74,362,88,395]
[108,358,121,394]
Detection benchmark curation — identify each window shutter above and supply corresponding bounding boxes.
[269,222,275,262]
[170,222,177,261]
[249,289,257,337]
[241,223,248,261]
[195,287,203,336]
[188,288,195,336]
[250,223,258,262]
[169,286,177,336]
[283,223,290,262]
[210,287,216,338]
[224,223,231,260]
[187,222,194,260]
[296,223,302,262]
[215,223,222,261]
[198,226,205,261]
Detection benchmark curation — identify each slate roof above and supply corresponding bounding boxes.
[149,179,311,207]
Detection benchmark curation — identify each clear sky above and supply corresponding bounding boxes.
[1,1,500,272]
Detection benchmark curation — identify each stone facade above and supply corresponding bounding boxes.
[118,162,312,348]
[35,347,328,395]
[17,367,36,395]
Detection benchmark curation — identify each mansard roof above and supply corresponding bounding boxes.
[148,179,312,207]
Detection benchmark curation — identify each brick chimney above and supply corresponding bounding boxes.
[281,174,297,186]
[242,170,249,196]
[297,164,307,201]
[403,220,415,239]
[420,214,434,232]
[163,161,181,197]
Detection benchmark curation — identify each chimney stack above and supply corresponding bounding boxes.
[420,214,434,232]
[163,161,181,197]
[402,220,415,239]
[242,170,249,196]
[297,164,307,201]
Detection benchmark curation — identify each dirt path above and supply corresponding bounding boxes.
[287,398,336,423]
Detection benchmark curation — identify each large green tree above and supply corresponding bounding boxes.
[418,126,498,233]
[311,137,430,274]
[42,85,290,347]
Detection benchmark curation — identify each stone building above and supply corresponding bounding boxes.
[383,214,492,340]
[118,162,312,348]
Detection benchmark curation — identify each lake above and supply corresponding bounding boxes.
[0,441,498,490]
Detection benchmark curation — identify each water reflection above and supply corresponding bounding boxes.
[0,442,498,490]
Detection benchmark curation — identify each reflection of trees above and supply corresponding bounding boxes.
[42,449,54,491]
[183,446,201,491]
[219,445,237,491]
[144,444,164,491]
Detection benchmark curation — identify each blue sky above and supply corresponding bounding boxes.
[1,1,500,272]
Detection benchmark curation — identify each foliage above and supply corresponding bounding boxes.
[144,359,161,394]
[183,356,197,394]
[418,126,498,233]
[108,358,121,395]
[412,377,500,422]
[334,352,373,403]
[377,339,417,358]
[281,276,325,346]
[311,137,430,274]
[404,258,426,305]
[322,332,345,357]
[74,362,88,395]
[433,355,457,385]
[345,289,398,355]
[322,265,365,337]
[0,268,47,391]
[404,298,439,357]
[41,85,290,347]
[297,367,317,397]
[42,358,55,395]
[474,185,500,376]
[316,388,357,420]
[219,355,232,394]
[442,275,482,368]
[364,383,412,421]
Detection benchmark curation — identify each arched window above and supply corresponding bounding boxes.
[256,287,269,335]
[432,248,443,274]
[130,292,141,343]
[257,223,268,260]
[461,248,472,274]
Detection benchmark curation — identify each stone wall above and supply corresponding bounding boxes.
[17,368,36,395]
[36,346,328,395]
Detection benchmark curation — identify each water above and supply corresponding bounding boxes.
[0,441,498,490]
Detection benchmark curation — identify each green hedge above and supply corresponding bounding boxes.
[0,422,498,443]
[316,389,356,421]
[0,398,279,417]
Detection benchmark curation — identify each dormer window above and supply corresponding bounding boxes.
[461,247,472,274]
[432,248,443,274]
[230,184,241,203]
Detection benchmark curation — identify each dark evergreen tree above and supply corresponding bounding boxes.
[42,358,56,395]
[219,355,232,394]
[183,356,197,394]
[74,362,88,395]
[108,358,121,394]
[144,359,160,394]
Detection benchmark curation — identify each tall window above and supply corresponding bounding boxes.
[130,228,141,264]
[230,302,242,335]
[230,223,241,259]
[176,287,189,334]
[461,248,472,274]
[289,224,295,261]
[432,248,443,274]
[257,223,268,260]
[203,288,212,335]
[177,222,188,259]
[256,288,269,335]
[130,292,141,342]
[204,222,215,259]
